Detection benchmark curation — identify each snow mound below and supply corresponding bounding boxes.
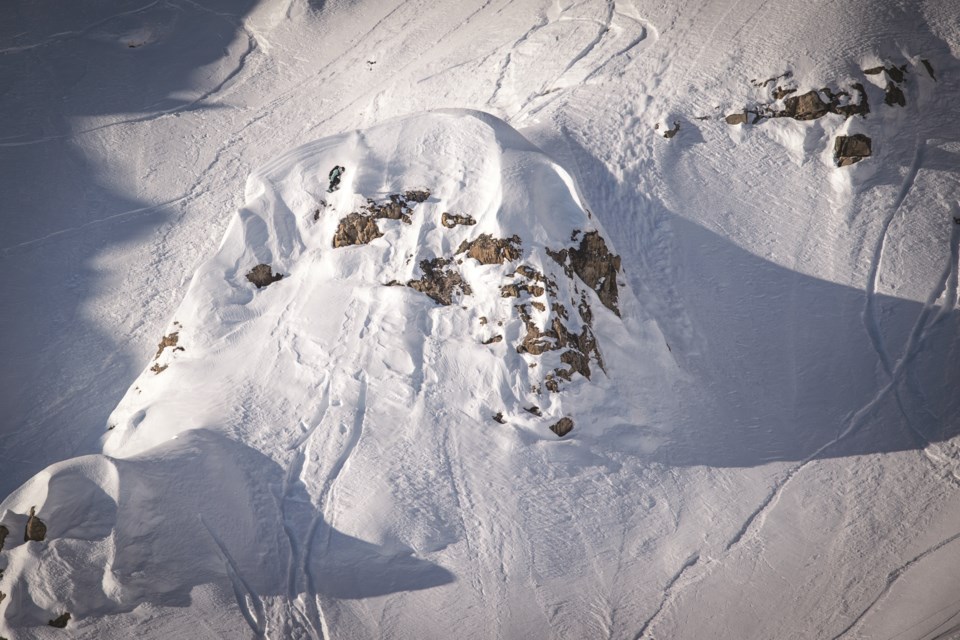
[0,110,674,638]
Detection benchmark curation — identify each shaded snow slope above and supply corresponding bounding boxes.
[2,0,960,638]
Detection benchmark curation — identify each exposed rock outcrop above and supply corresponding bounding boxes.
[403,189,431,203]
[726,81,869,124]
[441,212,477,228]
[333,213,383,248]
[457,234,522,265]
[24,506,46,542]
[834,134,872,167]
[549,417,574,437]
[48,613,71,628]
[246,264,284,288]
[493,412,506,424]
[333,190,432,247]
[0,524,8,551]
[407,258,472,305]
[921,59,936,80]
[548,231,621,315]
[154,332,184,359]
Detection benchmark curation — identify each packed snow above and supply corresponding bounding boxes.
[2,0,959,638]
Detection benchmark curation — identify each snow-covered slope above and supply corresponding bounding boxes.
[2,0,960,638]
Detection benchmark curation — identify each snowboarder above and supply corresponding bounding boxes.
[327,165,345,193]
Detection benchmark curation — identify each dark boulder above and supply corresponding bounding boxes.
[48,613,71,628]
[245,264,284,288]
[24,507,46,542]
[549,417,574,437]
[834,134,872,167]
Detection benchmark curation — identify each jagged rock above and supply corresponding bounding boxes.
[500,281,545,298]
[441,212,477,228]
[154,332,183,359]
[549,417,574,437]
[663,121,680,139]
[524,406,542,416]
[403,189,431,203]
[834,134,872,167]
[493,412,506,424]
[407,257,472,305]
[457,234,522,265]
[921,59,936,80]
[0,592,5,605]
[0,524,8,551]
[884,82,906,107]
[548,231,621,315]
[150,363,168,374]
[333,213,383,248]
[24,507,46,542]
[245,264,284,288]
[48,613,71,628]
[483,335,503,345]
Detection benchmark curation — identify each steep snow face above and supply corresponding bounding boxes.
[0,111,676,638]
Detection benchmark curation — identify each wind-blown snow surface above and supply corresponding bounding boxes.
[2,0,960,638]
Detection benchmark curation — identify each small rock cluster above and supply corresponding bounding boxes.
[407,258,472,305]
[725,75,869,125]
[151,323,186,375]
[0,509,71,629]
[864,63,908,107]
[716,58,937,168]
[332,190,432,248]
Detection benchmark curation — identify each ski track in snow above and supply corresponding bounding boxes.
[5,1,960,637]
[830,531,960,640]
[200,515,267,638]
[0,0,260,150]
[862,139,925,379]
[637,214,960,637]
[632,552,701,640]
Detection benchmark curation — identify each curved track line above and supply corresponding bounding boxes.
[200,515,266,638]
[862,140,925,378]
[831,531,960,640]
